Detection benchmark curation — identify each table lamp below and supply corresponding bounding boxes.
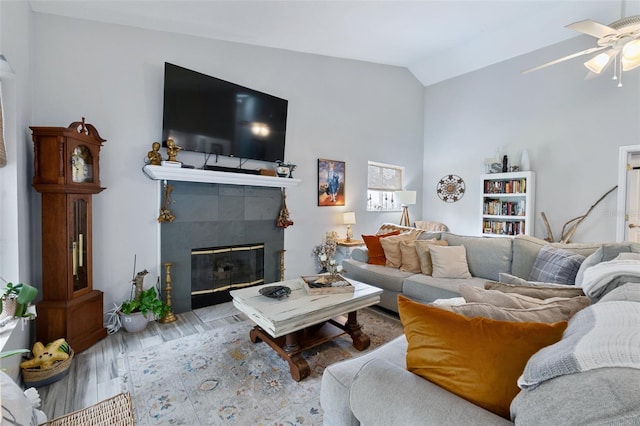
[343,211,356,242]
[395,190,416,227]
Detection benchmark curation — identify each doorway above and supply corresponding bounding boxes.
[617,145,640,242]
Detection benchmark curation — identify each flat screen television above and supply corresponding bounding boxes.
[162,62,288,163]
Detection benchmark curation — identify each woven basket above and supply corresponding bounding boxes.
[22,349,74,388]
[44,392,134,426]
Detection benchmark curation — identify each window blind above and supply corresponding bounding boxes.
[368,162,404,191]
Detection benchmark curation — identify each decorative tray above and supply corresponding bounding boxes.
[301,275,355,295]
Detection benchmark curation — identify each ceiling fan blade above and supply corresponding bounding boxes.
[566,19,620,38]
[522,46,608,74]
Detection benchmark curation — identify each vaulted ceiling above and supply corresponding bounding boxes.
[29,1,638,86]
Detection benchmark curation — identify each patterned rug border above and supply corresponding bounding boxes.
[118,306,403,425]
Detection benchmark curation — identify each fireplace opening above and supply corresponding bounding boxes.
[191,243,265,308]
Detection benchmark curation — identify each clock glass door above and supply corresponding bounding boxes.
[71,195,90,292]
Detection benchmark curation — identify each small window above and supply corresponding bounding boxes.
[367,161,404,211]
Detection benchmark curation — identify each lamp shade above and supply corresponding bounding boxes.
[395,190,416,205]
[343,211,356,225]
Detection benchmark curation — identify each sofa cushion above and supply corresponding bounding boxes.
[447,302,571,323]
[442,233,512,281]
[342,259,411,293]
[350,358,513,426]
[518,301,640,391]
[429,245,472,279]
[459,285,590,318]
[528,245,585,284]
[511,235,600,280]
[511,367,640,425]
[398,295,567,419]
[380,230,422,268]
[399,241,421,273]
[402,275,487,303]
[414,220,448,232]
[488,280,585,299]
[414,239,449,275]
[361,230,400,265]
[320,335,408,426]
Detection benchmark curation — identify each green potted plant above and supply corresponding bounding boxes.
[119,286,169,332]
[1,281,38,320]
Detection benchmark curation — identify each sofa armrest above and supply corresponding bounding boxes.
[350,247,368,263]
[349,359,512,426]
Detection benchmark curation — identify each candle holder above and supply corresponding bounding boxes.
[279,249,286,281]
[159,262,177,324]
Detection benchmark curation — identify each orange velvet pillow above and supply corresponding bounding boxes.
[397,295,567,419]
[361,230,401,265]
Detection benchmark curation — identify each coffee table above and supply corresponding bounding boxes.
[230,277,382,381]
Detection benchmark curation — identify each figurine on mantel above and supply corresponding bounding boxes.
[165,138,182,162]
[147,142,162,165]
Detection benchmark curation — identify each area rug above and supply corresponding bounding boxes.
[119,307,403,425]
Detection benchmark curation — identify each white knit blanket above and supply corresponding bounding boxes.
[518,301,640,390]
[581,259,640,300]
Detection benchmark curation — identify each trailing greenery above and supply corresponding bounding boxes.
[120,287,169,318]
[1,282,38,317]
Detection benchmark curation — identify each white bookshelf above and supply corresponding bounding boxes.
[480,171,535,237]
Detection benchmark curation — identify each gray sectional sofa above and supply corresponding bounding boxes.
[322,226,640,425]
[342,226,601,313]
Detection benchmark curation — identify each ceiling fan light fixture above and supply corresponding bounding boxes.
[584,52,613,74]
[622,55,640,71]
[622,39,640,60]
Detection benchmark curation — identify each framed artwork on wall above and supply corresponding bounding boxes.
[318,158,345,206]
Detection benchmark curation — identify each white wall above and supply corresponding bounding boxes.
[28,13,425,309]
[0,1,33,284]
[422,35,639,243]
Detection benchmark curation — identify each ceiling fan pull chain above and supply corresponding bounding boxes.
[618,66,623,87]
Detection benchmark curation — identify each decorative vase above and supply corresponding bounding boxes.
[119,311,149,333]
[0,296,17,321]
[520,150,531,171]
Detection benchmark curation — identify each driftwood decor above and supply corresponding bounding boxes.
[541,186,617,243]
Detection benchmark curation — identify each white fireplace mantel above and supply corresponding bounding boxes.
[142,165,301,188]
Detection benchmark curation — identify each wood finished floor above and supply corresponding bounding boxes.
[37,302,247,421]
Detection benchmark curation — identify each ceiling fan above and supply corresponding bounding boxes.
[524,15,640,86]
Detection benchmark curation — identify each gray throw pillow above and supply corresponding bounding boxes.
[529,245,585,284]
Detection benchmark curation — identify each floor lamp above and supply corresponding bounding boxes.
[395,190,416,227]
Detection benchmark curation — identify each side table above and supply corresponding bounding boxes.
[337,239,364,260]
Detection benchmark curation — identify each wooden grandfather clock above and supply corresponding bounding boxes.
[31,118,108,353]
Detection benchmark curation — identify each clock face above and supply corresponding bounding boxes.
[71,145,93,183]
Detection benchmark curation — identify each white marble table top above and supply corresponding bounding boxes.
[230,277,382,338]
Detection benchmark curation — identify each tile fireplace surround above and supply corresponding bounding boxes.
[160,181,284,313]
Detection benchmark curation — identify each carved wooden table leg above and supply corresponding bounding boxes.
[249,326,311,382]
[345,311,370,351]
[283,333,310,382]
